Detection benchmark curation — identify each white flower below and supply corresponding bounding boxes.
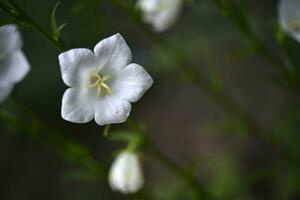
[108,151,144,194]
[278,0,300,42]
[137,0,184,32]
[0,24,30,102]
[58,33,153,126]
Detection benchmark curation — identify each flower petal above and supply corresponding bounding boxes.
[137,0,183,32]
[59,48,95,87]
[94,95,132,126]
[0,83,13,103]
[61,88,95,123]
[111,63,153,102]
[279,0,300,42]
[0,24,22,53]
[137,0,160,12]
[109,151,144,194]
[94,33,132,72]
[0,51,30,86]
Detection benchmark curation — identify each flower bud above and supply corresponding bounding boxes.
[137,0,183,32]
[279,0,300,42]
[108,151,144,194]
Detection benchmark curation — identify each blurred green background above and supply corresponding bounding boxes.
[1,0,300,199]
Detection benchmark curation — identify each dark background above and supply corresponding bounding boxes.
[1,0,300,199]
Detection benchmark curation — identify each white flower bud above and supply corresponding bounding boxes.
[108,151,144,194]
[137,0,184,32]
[279,0,300,42]
[0,24,30,102]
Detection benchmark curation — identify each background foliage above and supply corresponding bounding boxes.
[1,0,300,199]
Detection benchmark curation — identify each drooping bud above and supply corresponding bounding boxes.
[108,151,144,194]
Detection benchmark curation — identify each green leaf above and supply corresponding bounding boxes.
[51,1,60,32]
[57,23,67,32]
[51,0,66,41]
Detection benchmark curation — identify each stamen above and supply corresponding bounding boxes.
[97,86,102,96]
[87,72,112,96]
[101,83,112,94]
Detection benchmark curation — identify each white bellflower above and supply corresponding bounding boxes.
[58,33,153,125]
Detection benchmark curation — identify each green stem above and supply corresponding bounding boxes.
[103,124,111,137]
[127,118,213,200]
[110,1,272,141]
[0,99,105,177]
[146,141,211,199]
[212,0,294,83]
[0,0,104,176]
[1,1,213,198]
[1,0,64,52]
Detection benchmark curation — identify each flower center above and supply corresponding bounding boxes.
[87,72,112,97]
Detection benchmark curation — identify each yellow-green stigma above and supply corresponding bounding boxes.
[87,72,112,96]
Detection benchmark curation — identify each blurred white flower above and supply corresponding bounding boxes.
[0,24,30,102]
[279,0,300,42]
[58,33,153,126]
[137,0,184,32]
[108,151,144,194]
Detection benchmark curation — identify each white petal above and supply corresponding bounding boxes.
[111,63,153,103]
[58,48,95,87]
[0,24,22,53]
[279,0,300,42]
[0,83,13,103]
[153,8,181,32]
[137,0,183,32]
[0,51,30,86]
[94,95,132,126]
[61,88,95,123]
[137,0,160,12]
[94,33,132,72]
[108,152,144,194]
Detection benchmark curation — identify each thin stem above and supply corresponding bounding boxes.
[190,72,268,139]
[0,0,278,199]
[1,1,214,198]
[0,99,105,177]
[145,140,211,199]
[110,1,272,141]
[0,0,105,175]
[1,0,64,52]
[212,0,295,83]
[103,124,111,137]
[127,119,213,200]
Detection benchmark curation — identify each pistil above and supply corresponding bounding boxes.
[88,72,112,96]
